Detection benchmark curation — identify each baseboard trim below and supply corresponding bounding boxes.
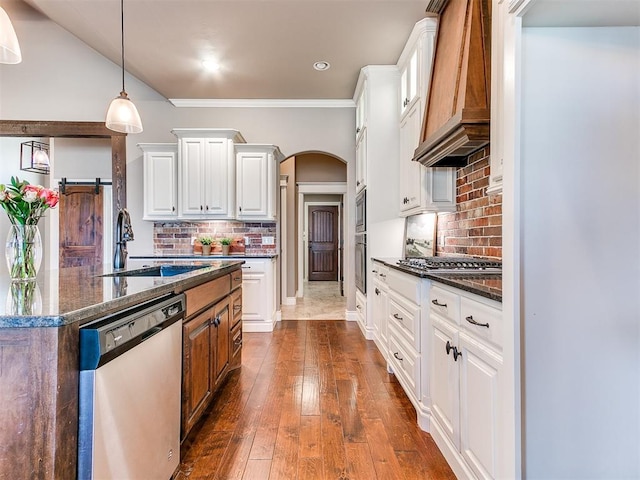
[430,418,476,480]
[345,310,358,322]
[282,297,297,306]
[242,320,276,333]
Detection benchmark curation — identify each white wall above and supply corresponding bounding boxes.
[521,26,640,478]
[0,4,357,307]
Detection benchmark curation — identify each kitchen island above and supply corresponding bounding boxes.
[0,259,244,479]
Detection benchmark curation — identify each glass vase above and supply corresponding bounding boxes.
[6,225,42,281]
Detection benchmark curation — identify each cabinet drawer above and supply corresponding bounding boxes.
[230,269,243,290]
[230,288,242,327]
[388,295,420,351]
[430,285,460,325]
[185,274,230,317]
[460,297,502,349]
[372,262,389,285]
[241,259,266,273]
[387,268,422,305]
[388,326,420,398]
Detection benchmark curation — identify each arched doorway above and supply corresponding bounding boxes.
[279,152,347,320]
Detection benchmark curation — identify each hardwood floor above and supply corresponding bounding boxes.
[176,320,456,479]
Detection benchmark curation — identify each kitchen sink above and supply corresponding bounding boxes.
[102,265,209,277]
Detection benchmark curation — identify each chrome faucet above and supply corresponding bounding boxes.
[114,208,134,270]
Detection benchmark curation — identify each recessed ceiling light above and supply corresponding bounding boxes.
[313,61,330,71]
[202,59,221,72]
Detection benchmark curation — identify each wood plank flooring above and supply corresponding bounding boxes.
[176,320,456,480]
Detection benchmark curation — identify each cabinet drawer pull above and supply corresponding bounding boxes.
[172,206,175,212]
[380,273,386,278]
[393,352,403,362]
[233,305,242,312]
[233,276,241,281]
[446,340,452,355]
[432,299,447,307]
[241,265,251,269]
[392,313,403,322]
[200,205,203,211]
[465,315,489,328]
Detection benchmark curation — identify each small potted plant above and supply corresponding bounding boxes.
[219,237,233,256]
[198,235,214,256]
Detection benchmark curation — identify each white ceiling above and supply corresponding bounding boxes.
[16,0,430,100]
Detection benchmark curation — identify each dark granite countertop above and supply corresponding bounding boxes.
[0,259,245,329]
[372,257,502,302]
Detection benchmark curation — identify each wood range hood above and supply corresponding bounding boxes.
[413,0,491,168]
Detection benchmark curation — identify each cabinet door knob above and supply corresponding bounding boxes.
[200,205,203,211]
[446,340,452,355]
[465,315,490,328]
[393,352,403,362]
[172,206,175,212]
[356,181,361,186]
[453,346,462,362]
[432,299,447,308]
[375,288,380,295]
[356,127,361,134]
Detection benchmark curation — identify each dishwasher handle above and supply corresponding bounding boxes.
[141,326,162,342]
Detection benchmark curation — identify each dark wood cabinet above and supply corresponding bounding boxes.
[212,296,230,387]
[229,287,243,371]
[182,308,214,436]
[181,268,242,440]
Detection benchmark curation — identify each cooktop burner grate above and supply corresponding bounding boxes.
[397,257,502,271]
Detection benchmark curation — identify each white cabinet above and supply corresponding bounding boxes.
[172,128,246,220]
[487,0,508,195]
[384,267,431,429]
[397,18,456,216]
[355,289,367,336]
[355,127,367,194]
[371,261,389,355]
[429,283,503,480]
[235,144,283,221]
[138,143,178,220]
[354,78,368,193]
[241,258,277,332]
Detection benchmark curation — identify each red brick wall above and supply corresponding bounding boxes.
[153,221,277,256]
[435,148,502,260]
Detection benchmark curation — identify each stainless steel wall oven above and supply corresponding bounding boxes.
[355,189,366,233]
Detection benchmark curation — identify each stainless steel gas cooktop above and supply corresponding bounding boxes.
[397,257,502,272]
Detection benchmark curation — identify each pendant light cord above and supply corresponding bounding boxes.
[120,0,125,93]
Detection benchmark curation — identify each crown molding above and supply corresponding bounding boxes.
[169,98,355,108]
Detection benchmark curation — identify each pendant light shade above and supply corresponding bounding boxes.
[0,7,22,64]
[106,90,143,134]
[105,0,143,134]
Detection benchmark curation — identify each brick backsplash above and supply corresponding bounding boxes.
[153,221,277,256]
[435,148,502,260]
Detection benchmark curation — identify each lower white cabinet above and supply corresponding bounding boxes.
[241,258,277,332]
[355,289,367,336]
[429,283,503,480]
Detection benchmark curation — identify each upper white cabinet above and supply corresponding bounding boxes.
[397,19,456,216]
[138,143,178,220]
[235,144,283,221]
[172,128,246,220]
[354,79,368,193]
[488,0,508,195]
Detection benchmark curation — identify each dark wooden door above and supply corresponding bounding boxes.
[308,205,338,281]
[59,185,103,267]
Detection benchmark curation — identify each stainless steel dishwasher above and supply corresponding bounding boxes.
[78,293,185,479]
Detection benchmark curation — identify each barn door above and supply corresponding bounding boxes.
[308,205,338,281]
[59,185,104,267]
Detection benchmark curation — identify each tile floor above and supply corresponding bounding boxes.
[280,281,346,320]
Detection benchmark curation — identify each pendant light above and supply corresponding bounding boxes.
[105,0,143,134]
[0,7,21,64]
